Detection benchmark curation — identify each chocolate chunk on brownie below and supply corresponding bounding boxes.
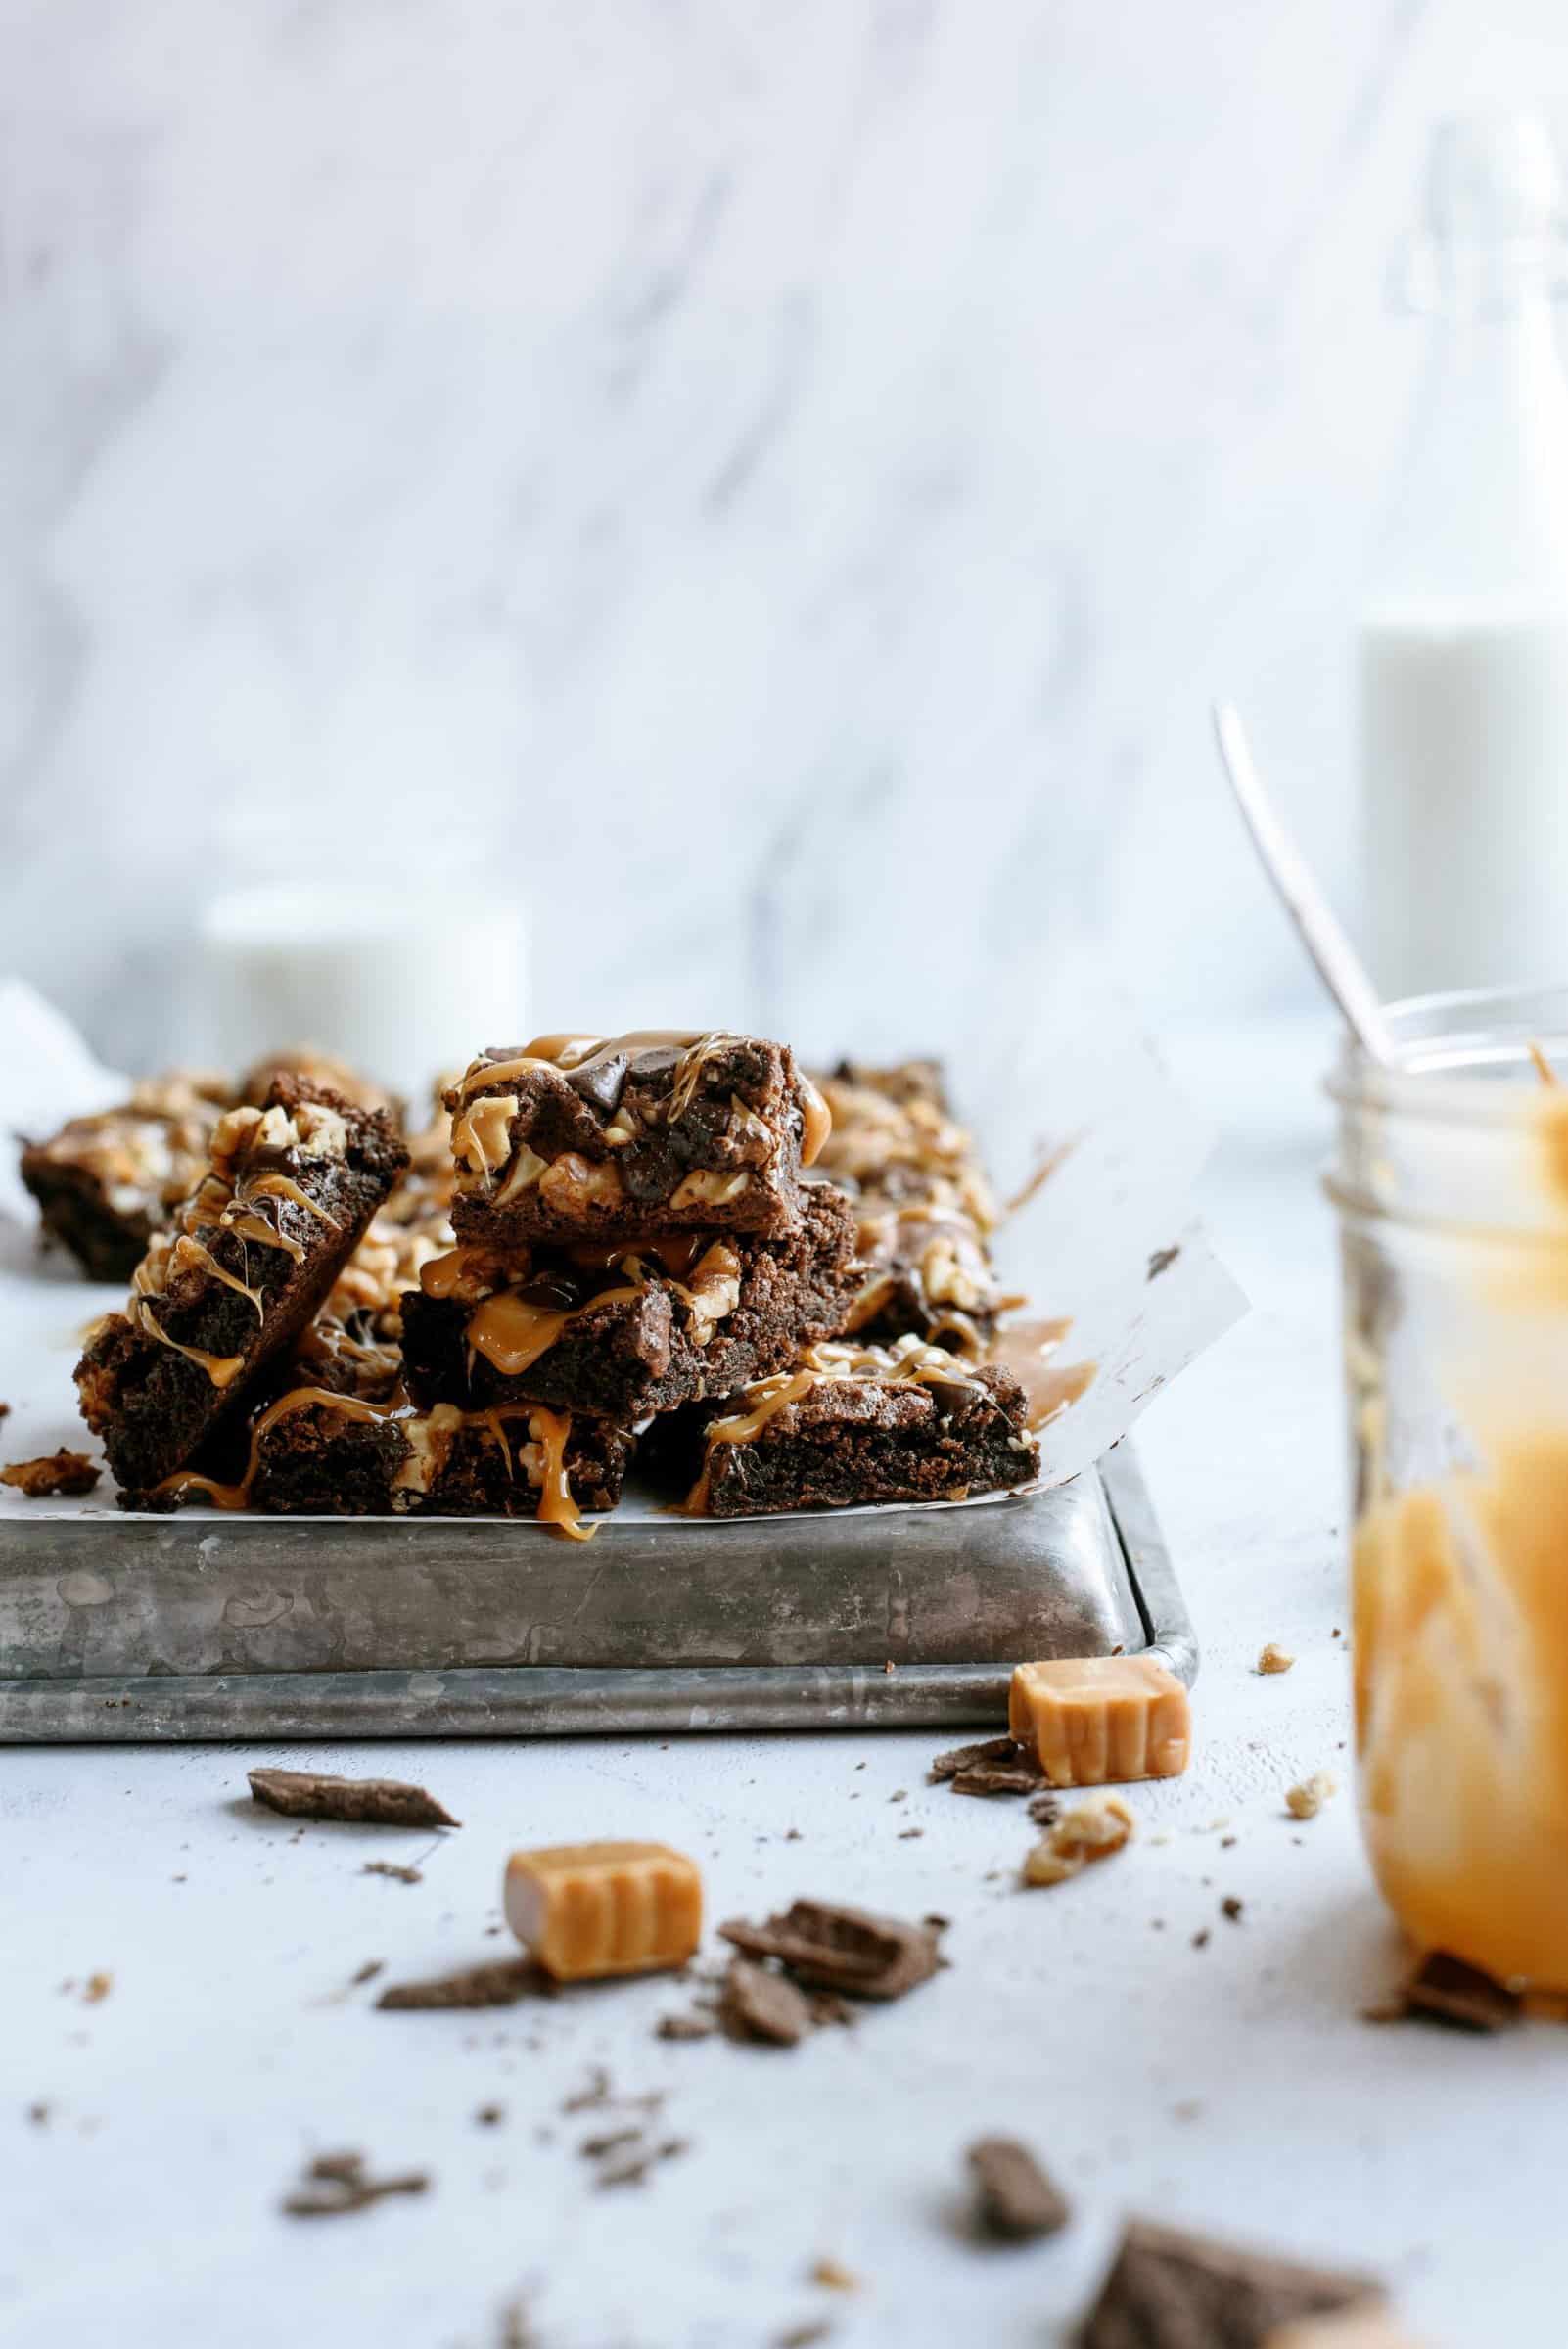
[74,1079,407,1496]
[20,1071,230,1282]
[400,1182,858,1424]
[446,1032,830,1245]
[145,1390,628,1539]
[651,1336,1039,1517]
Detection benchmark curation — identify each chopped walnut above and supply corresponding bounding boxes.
[1022,1794,1134,1888]
[538,1154,625,1210]
[1257,1642,1296,1675]
[1285,1771,1337,1820]
[2,1450,100,1498]
[669,1168,751,1210]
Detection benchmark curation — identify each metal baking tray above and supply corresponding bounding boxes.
[0,1444,1193,1741]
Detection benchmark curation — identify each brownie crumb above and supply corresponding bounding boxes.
[1191,1929,1211,1951]
[1221,1896,1245,1923]
[967,2136,1071,2241]
[250,1768,458,1829]
[775,2326,832,2349]
[362,1861,423,1885]
[596,2137,688,2190]
[720,1958,813,2048]
[1146,1246,1180,1280]
[349,1960,384,1988]
[378,1959,543,2011]
[475,2104,505,2128]
[656,2014,715,2043]
[1026,1790,1061,1829]
[26,2101,50,2127]
[930,1735,1034,1788]
[281,2149,430,2219]
[2,1450,99,1498]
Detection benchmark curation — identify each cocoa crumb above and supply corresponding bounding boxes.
[898,1827,924,1840]
[349,1961,384,1987]
[596,2138,687,2190]
[1221,1897,1244,1923]
[1147,1245,1180,1279]
[2,1450,99,1497]
[476,2104,505,2128]
[656,2014,714,2043]
[562,2067,612,2113]
[362,1861,423,1884]
[1191,1929,1210,1950]
[775,2326,832,2349]
[281,2149,429,2219]
[967,2136,1071,2240]
[26,2102,49,2126]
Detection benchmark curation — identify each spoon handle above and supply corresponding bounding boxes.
[1213,703,1398,1069]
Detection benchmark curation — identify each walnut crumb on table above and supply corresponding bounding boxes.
[1022,1796,1134,1888]
[1257,1641,1295,1674]
[1286,1772,1337,1820]
[2,1450,100,1497]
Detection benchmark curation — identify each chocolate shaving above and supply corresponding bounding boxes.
[718,1901,942,2002]
[2,1450,99,1497]
[952,1758,1045,1798]
[1400,1950,1522,2034]
[719,1958,814,2047]
[1026,1790,1061,1828]
[281,2150,430,2218]
[967,2136,1071,2241]
[596,2137,688,2189]
[362,1861,423,1884]
[656,2014,715,2042]
[929,1735,1026,1783]
[377,1958,543,2010]
[248,1768,459,1829]
[1080,2217,1384,2346]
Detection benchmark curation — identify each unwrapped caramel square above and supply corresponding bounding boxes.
[1009,1656,1191,1787]
[503,1840,702,1982]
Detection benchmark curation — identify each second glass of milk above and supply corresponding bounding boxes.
[1362,114,1568,1000]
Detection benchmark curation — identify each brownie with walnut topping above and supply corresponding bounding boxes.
[400,1180,858,1424]
[646,1336,1040,1518]
[446,1032,829,1247]
[74,1079,407,1497]
[20,1071,231,1282]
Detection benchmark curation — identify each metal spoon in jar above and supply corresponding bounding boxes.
[1211,702,1399,1069]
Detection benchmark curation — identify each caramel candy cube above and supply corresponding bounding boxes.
[503,1841,702,1982]
[1009,1656,1191,1787]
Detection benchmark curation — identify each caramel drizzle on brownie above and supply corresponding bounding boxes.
[422,1236,743,1382]
[680,1337,993,1515]
[150,1387,601,1540]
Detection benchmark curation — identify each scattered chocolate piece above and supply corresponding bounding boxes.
[1286,1773,1337,1821]
[656,2013,715,2043]
[1257,1642,1296,1675]
[1026,1790,1061,1828]
[596,2137,688,2190]
[807,1990,856,2029]
[898,1827,925,1840]
[952,1755,1046,1798]
[1192,1929,1211,1951]
[966,2135,1071,2241]
[1147,1245,1180,1279]
[1079,2217,1384,2347]
[775,2325,832,2349]
[1221,1896,1245,1922]
[561,2067,612,2112]
[377,1959,543,2010]
[349,1960,384,1987]
[930,1735,1035,1787]
[0,1403,10,1421]
[26,2102,49,2126]
[249,1768,458,1829]
[476,2104,505,2128]
[720,1958,814,2047]
[1402,1951,1522,2034]
[282,2149,430,2219]
[363,1860,423,1884]
[719,1901,943,2002]
[809,2257,859,2291]
[2,1449,99,1498]
[579,2127,643,2159]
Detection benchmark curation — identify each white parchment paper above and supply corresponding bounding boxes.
[0,980,1246,1520]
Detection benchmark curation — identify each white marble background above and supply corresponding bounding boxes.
[2,0,1566,1076]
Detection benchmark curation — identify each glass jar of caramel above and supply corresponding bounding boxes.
[1328,985,1568,1986]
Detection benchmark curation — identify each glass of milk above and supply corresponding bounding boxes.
[1362,113,1568,999]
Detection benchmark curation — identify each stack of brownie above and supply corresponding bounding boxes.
[62,1030,1044,1531]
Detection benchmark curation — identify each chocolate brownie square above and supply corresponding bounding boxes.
[446,1032,829,1246]
[151,1390,628,1538]
[20,1071,230,1282]
[400,1181,858,1424]
[74,1079,407,1496]
[652,1337,1040,1517]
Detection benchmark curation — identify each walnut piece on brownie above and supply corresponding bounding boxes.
[19,1071,230,1282]
[650,1335,1039,1517]
[445,1032,829,1246]
[400,1180,858,1424]
[74,1078,407,1497]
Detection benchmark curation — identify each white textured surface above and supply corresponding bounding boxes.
[3,1023,1558,2349]
[9,1,1568,1072]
